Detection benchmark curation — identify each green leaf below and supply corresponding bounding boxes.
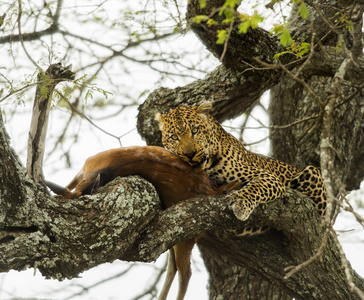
[273,51,289,60]
[296,42,310,57]
[298,3,309,19]
[223,0,238,9]
[216,29,228,44]
[238,20,251,34]
[192,15,208,24]
[103,90,112,99]
[207,19,218,27]
[199,0,207,9]
[271,23,285,35]
[222,17,234,24]
[85,89,93,104]
[280,28,292,47]
[220,0,239,18]
[238,12,263,33]
[251,14,263,29]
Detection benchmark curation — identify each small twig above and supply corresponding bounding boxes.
[17,0,40,69]
[311,1,360,72]
[65,97,124,145]
[252,55,324,108]
[340,197,364,227]
[220,18,235,62]
[171,0,184,30]
[237,102,256,141]
[243,134,271,146]
[333,82,364,110]
[0,81,38,104]
[63,264,135,300]
[294,25,316,78]
[224,113,319,132]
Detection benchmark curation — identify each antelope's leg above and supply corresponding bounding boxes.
[175,239,195,300]
[65,170,84,190]
[158,248,177,300]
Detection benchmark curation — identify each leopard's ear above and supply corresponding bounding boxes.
[196,101,212,115]
[155,113,165,131]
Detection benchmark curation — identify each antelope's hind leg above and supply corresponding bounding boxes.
[158,248,177,300]
[158,239,195,300]
[175,239,195,300]
[65,170,84,190]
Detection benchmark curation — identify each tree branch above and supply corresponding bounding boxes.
[0,23,59,45]
[26,63,75,184]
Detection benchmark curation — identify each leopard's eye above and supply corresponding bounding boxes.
[191,126,199,135]
[170,134,178,141]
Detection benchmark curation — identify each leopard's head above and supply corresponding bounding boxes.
[155,102,215,171]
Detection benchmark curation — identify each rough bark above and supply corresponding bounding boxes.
[0,113,39,227]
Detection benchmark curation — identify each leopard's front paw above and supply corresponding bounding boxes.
[225,195,257,221]
[232,202,253,221]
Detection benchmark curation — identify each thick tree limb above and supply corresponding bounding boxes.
[0,176,160,278]
[0,23,59,45]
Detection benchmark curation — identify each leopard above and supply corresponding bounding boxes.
[155,101,327,221]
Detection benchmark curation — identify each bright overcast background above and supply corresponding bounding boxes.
[0,0,363,299]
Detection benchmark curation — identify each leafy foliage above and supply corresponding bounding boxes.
[271,23,292,47]
[273,39,311,60]
[216,29,228,44]
[298,2,309,19]
[191,0,312,47]
[73,75,113,105]
[199,0,207,9]
[238,12,264,34]
[191,15,209,24]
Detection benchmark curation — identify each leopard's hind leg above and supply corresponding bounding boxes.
[289,165,327,217]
